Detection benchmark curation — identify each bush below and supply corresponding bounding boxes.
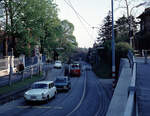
[115,42,132,77]
[116,42,132,58]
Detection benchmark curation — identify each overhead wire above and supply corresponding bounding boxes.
[67,0,91,28]
[63,0,95,41]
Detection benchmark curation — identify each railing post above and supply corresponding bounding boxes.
[30,66,33,78]
[21,70,24,81]
[19,54,25,67]
[7,56,10,73]
[9,56,13,86]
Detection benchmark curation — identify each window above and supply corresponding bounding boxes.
[51,83,54,87]
[49,84,51,88]
[49,83,54,88]
[32,83,48,89]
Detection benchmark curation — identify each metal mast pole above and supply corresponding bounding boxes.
[111,0,116,83]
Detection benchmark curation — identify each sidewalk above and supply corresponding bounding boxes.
[136,57,150,116]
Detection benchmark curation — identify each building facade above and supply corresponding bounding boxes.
[134,7,150,52]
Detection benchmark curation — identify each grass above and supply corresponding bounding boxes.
[0,73,43,95]
[93,60,112,79]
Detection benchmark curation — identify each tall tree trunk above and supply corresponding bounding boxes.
[3,0,8,56]
[8,0,17,56]
[3,35,8,56]
[124,0,130,43]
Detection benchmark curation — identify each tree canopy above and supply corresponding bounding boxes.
[0,0,78,58]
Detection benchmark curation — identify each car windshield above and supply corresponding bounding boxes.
[55,78,66,83]
[71,64,79,69]
[31,83,48,89]
[55,61,61,64]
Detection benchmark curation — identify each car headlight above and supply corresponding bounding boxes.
[41,93,47,99]
[24,92,28,96]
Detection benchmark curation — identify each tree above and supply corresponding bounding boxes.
[0,0,78,59]
[115,0,144,45]
[95,13,134,78]
[55,20,77,60]
[97,11,112,43]
[115,15,137,44]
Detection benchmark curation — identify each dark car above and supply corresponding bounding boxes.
[64,64,69,76]
[54,76,71,91]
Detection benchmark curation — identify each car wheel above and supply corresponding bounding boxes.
[47,95,50,101]
[54,92,57,98]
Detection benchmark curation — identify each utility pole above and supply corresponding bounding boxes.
[111,0,116,88]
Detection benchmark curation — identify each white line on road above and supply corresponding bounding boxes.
[94,80,103,116]
[66,65,87,116]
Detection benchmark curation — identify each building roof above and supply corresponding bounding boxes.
[137,7,150,19]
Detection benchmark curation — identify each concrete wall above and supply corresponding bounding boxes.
[106,58,132,116]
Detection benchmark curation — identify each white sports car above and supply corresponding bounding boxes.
[24,81,57,102]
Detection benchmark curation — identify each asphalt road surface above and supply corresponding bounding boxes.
[0,63,112,116]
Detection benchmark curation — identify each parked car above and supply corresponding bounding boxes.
[54,60,62,69]
[54,76,71,91]
[70,63,81,77]
[24,81,57,102]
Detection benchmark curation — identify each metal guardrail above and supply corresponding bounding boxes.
[124,52,138,116]
[128,50,134,69]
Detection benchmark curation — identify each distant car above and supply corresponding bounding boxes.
[24,81,57,102]
[54,76,71,91]
[54,60,62,69]
[70,63,81,77]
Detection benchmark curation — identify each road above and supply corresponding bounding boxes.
[0,63,112,116]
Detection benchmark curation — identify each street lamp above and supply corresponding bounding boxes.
[129,2,148,47]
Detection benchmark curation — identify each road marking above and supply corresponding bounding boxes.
[16,105,63,109]
[53,106,63,110]
[94,81,102,116]
[16,106,30,109]
[66,67,87,116]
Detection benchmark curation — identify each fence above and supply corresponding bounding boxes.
[0,54,46,77]
[0,58,8,71]
[124,51,137,116]
[25,56,38,67]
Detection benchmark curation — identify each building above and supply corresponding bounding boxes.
[134,7,150,52]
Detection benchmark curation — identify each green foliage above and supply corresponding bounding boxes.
[116,42,132,58]
[0,73,42,95]
[0,0,78,57]
[93,60,112,78]
[93,14,136,78]
[98,11,112,41]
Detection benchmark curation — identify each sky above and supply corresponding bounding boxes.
[54,0,148,48]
